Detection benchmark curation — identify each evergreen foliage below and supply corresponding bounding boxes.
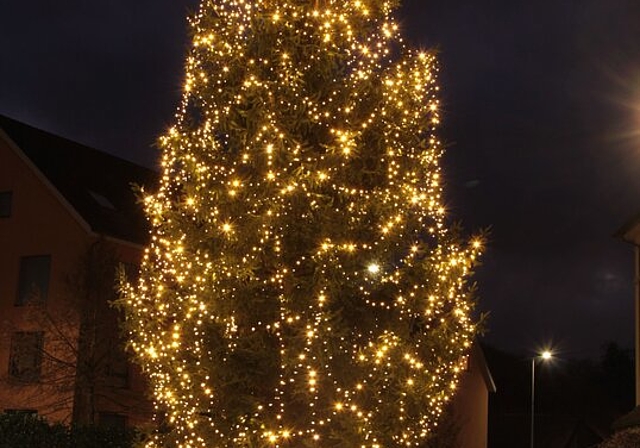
[119,0,482,446]
[0,413,139,448]
[600,428,640,448]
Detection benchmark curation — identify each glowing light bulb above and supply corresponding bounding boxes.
[367,263,380,274]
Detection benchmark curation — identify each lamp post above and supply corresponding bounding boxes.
[531,350,552,448]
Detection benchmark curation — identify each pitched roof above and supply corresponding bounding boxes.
[474,341,497,393]
[0,114,157,245]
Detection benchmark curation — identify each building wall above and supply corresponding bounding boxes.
[452,345,492,448]
[0,135,151,426]
[0,135,91,422]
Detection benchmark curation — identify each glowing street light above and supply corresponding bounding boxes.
[531,350,553,448]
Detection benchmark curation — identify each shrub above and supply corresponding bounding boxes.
[0,413,139,448]
[0,413,67,448]
[600,427,640,448]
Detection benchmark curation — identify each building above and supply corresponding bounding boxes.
[0,114,156,427]
[0,114,495,443]
[452,342,497,448]
[614,216,640,429]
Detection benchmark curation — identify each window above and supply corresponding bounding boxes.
[88,190,116,210]
[462,354,470,372]
[4,409,37,416]
[121,262,139,283]
[99,412,127,430]
[105,341,129,388]
[16,255,51,305]
[0,191,12,217]
[9,332,44,382]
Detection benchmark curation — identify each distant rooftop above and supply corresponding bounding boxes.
[0,114,157,245]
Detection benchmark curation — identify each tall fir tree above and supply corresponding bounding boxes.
[120,0,483,446]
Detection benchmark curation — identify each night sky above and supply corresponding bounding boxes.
[2,0,640,359]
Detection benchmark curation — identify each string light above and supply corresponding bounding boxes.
[119,0,483,447]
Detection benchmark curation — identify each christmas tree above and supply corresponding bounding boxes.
[120,0,483,446]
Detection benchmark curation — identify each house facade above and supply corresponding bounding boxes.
[453,342,496,448]
[614,216,640,429]
[0,114,155,427]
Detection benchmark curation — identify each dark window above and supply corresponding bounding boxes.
[4,409,37,415]
[9,332,44,382]
[0,191,12,217]
[99,412,127,430]
[121,262,139,283]
[16,255,51,305]
[88,190,116,210]
[105,342,129,388]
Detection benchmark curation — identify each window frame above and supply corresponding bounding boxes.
[3,409,38,416]
[0,190,12,218]
[104,339,130,389]
[8,331,44,382]
[16,255,52,306]
[98,412,127,430]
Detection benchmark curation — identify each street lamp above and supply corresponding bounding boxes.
[531,350,553,448]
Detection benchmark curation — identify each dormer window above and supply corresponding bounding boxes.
[0,191,12,217]
[88,190,116,210]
